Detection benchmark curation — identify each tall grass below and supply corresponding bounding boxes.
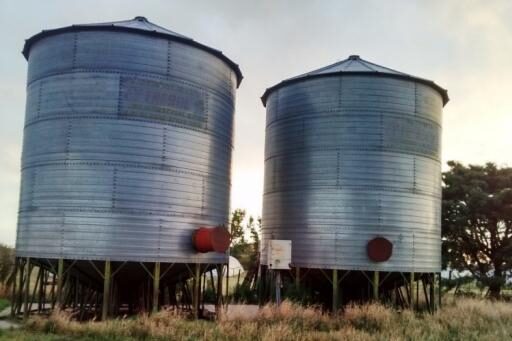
[4,298,512,340]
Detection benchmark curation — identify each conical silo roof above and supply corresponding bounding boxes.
[261,55,448,105]
[22,16,243,86]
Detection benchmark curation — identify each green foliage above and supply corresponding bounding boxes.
[442,161,512,297]
[0,244,14,285]
[229,209,261,271]
[229,209,247,246]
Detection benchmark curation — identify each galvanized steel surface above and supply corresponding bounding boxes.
[16,18,240,263]
[261,57,446,272]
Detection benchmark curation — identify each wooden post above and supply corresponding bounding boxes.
[295,267,300,288]
[102,260,111,320]
[56,258,64,308]
[332,269,338,313]
[152,262,160,313]
[23,257,31,319]
[373,271,379,301]
[410,272,415,310]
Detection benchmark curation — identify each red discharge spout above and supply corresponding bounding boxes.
[367,237,393,262]
[193,226,231,253]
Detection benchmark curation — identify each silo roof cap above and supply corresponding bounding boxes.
[22,16,243,87]
[261,55,448,106]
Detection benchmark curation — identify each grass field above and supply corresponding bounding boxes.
[0,297,511,340]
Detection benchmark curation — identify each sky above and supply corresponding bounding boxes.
[0,0,511,246]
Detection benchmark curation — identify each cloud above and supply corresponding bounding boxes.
[1,1,511,246]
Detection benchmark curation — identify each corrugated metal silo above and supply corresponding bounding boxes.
[13,17,241,318]
[261,55,448,309]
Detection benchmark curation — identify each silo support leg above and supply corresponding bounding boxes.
[193,263,200,319]
[373,271,379,301]
[102,260,111,320]
[23,257,31,319]
[152,262,160,313]
[438,272,442,308]
[215,264,222,316]
[409,272,415,310]
[224,264,229,307]
[56,258,64,309]
[332,269,338,313]
[430,273,436,312]
[10,258,18,318]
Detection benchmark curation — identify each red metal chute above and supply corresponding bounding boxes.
[193,226,231,253]
[367,237,393,262]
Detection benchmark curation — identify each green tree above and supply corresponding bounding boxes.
[0,245,14,284]
[442,161,512,298]
[229,209,246,246]
[229,209,261,271]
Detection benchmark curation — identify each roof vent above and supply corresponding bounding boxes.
[134,16,148,22]
[348,55,360,60]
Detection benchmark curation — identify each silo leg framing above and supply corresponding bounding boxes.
[9,257,227,320]
[9,258,18,318]
[23,257,31,320]
[152,262,160,314]
[257,267,440,313]
[56,258,64,308]
[332,269,338,312]
[101,260,111,320]
[372,271,379,301]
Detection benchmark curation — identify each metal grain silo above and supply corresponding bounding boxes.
[260,55,448,311]
[12,17,241,319]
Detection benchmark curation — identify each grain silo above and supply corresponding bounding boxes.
[260,55,448,311]
[12,17,242,319]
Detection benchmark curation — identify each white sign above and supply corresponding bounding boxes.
[267,240,292,269]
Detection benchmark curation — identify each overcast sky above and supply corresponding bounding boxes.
[1,0,511,246]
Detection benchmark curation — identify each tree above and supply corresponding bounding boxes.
[229,209,247,246]
[442,161,512,298]
[229,209,261,271]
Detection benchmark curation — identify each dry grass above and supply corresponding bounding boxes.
[1,298,511,340]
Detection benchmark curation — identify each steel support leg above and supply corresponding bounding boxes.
[194,263,200,319]
[216,264,223,316]
[438,272,442,308]
[430,273,436,312]
[56,258,64,309]
[332,269,338,313]
[410,272,415,310]
[10,258,18,318]
[152,262,160,313]
[373,271,379,301]
[102,260,111,320]
[23,257,31,320]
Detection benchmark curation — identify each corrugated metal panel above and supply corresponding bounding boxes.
[16,18,240,263]
[23,17,242,86]
[261,64,446,273]
[261,55,448,105]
